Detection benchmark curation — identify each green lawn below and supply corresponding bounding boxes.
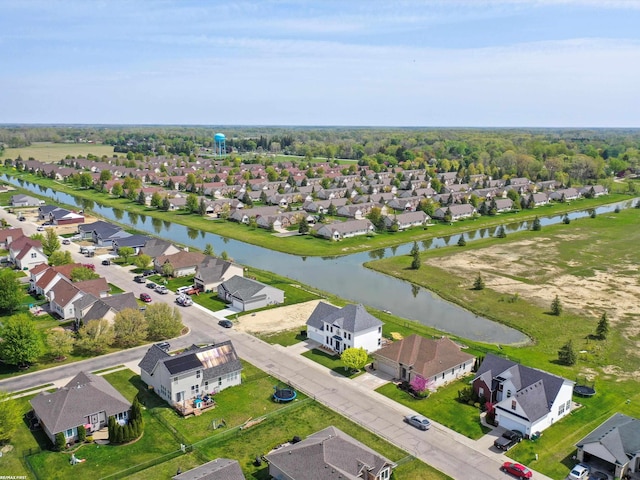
[257,327,307,346]
[108,283,124,294]
[191,291,228,312]
[301,349,367,378]
[3,142,116,163]
[376,376,491,440]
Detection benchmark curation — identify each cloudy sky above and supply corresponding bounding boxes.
[1,0,639,127]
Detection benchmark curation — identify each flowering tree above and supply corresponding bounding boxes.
[409,375,435,397]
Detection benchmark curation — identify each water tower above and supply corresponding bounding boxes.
[214,132,226,157]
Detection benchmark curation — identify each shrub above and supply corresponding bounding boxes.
[77,425,86,443]
[54,432,66,451]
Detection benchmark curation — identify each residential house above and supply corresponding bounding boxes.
[266,426,395,480]
[74,292,139,327]
[336,202,384,220]
[112,234,150,255]
[528,192,549,207]
[314,219,375,240]
[173,458,245,480]
[10,194,42,207]
[579,185,609,198]
[138,238,181,259]
[48,207,85,226]
[472,354,574,436]
[217,275,284,311]
[373,335,475,389]
[381,211,430,231]
[77,221,123,244]
[29,263,81,296]
[549,188,580,202]
[138,342,242,407]
[9,236,46,270]
[155,250,207,277]
[193,257,243,292]
[30,371,131,444]
[47,277,109,320]
[432,204,477,221]
[0,227,24,249]
[575,413,640,479]
[306,302,383,354]
[37,204,58,220]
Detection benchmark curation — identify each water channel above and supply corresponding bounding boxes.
[6,174,635,345]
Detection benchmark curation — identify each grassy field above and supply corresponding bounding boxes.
[1,167,632,257]
[19,366,450,480]
[3,142,116,163]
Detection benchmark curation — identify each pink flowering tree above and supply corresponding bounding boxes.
[409,375,434,397]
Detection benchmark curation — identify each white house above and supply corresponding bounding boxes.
[473,354,574,437]
[138,342,243,408]
[306,302,383,354]
[314,219,375,240]
[10,236,47,270]
[193,257,243,292]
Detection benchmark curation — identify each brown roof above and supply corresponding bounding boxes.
[0,227,24,244]
[48,279,82,308]
[10,236,41,253]
[75,277,109,297]
[156,250,206,270]
[34,264,83,290]
[375,334,475,379]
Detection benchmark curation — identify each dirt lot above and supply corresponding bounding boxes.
[430,236,640,324]
[234,299,330,334]
[17,208,101,236]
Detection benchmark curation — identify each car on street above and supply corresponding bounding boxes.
[501,462,532,479]
[176,295,193,306]
[567,464,590,480]
[494,429,524,451]
[146,282,157,289]
[155,285,169,294]
[62,238,71,245]
[139,293,152,303]
[404,414,431,430]
[36,226,45,231]
[155,342,170,352]
[18,216,26,221]
[143,270,156,276]
[218,319,233,328]
[101,259,111,266]
[134,275,146,283]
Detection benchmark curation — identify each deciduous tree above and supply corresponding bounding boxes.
[48,250,73,266]
[42,228,61,256]
[47,329,74,360]
[0,314,44,367]
[0,269,23,313]
[133,254,152,270]
[118,246,135,263]
[203,243,214,256]
[145,303,183,340]
[0,390,21,443]
[114,308,148,347]
[76,319,114,355]
[71,266,100,282]
[341,347,368,372]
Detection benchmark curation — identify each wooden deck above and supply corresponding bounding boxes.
[174,400,216,417]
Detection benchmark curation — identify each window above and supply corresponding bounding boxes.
[65,428,74,438]
[451,368,454,375]
[506,390,512,398]
[218,377,222,386]
[378,338,381,346]
[31,252,37,258]
[378,326,382,333]
[173,377,178,383]
[196,370,200,379]
[511,400,516,410]
[204,381,209,390]
[380,468,390,480]
[565,400,571,411]
[558,403,565,416]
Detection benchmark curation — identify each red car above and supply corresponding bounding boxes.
[501,462,532,479]
[139,293,152,303]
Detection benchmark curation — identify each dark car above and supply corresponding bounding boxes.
[143,270,156,277]
[218,319,233,328]
[134,275,146,283]
[494,429,523,451]
[139,293,152,302]
[404,414,431,431]
[501,462,532,479]
[155,342,170,352]
[590,472,609,480]
[101,259,111,266]
[146,282,157,289]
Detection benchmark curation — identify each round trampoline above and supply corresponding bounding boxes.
[273,385,297,403]
[573,385,596,397]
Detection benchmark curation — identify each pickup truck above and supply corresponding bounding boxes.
[494,430,523,451]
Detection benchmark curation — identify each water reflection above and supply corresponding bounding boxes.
[411,283,420,298]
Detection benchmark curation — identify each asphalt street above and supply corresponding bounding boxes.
[0,206,553,480]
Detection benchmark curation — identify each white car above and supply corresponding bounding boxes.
[36,226,45,231]
[155,285,169,294]
[176,294,193,306]
[567,464,589,480]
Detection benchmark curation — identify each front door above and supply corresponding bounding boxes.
[91,414,99,431]
[401,367,407,380]
[335,341,341,352]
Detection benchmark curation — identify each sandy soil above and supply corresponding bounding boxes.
[234,299,330,335]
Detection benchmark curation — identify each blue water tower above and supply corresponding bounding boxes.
[214,133,226,157]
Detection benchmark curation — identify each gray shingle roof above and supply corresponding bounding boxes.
[173,458,245,480]
[30,371,131,436]
[265,426,394,480]
[219,276,271,301]
[194,257,233,283]
[114,234,150,248]
[576,413,640,467]
[138,344,171,374]
[140,238,176,258]
[81,292,139,322]
[309,304,382,334]
[306,301,340,329]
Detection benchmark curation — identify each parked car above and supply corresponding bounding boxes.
[176,285,199,296]
[590,472,609,480]
[134,275,146,283]
[494,429,523,451]
[143,270,156,277]
[155,342,170,352]
[101,259,111,266]
[404,414,431,431]
[155,285,169,294]
[139,293,152,302]
[176,295,193,306]
[501,462,532,479]
[218,319,233,328]
[62,238,71,245]
[146,282,157,289]
[18,216,26,221]
[567,464,590,480]
[36,226,45,231]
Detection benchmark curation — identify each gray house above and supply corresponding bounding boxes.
[173,458,245,480]
[575,413,640,479]
[266,426,395,480]
[30,371,131,444]
[193,257,244,292]
[217,275,284,311]
[10,194,42,207]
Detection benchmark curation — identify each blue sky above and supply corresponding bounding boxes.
[1,0,640,127]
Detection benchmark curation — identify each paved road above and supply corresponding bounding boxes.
[0,207,553,480]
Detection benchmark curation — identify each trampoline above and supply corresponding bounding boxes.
[273,385,297,403]
[573,385,596,397]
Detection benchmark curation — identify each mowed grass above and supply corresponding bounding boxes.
[3,142,116,163]
[376,376,491,440]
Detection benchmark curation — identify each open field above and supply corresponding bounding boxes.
[367,207,640,376]
[3,142,115,163]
